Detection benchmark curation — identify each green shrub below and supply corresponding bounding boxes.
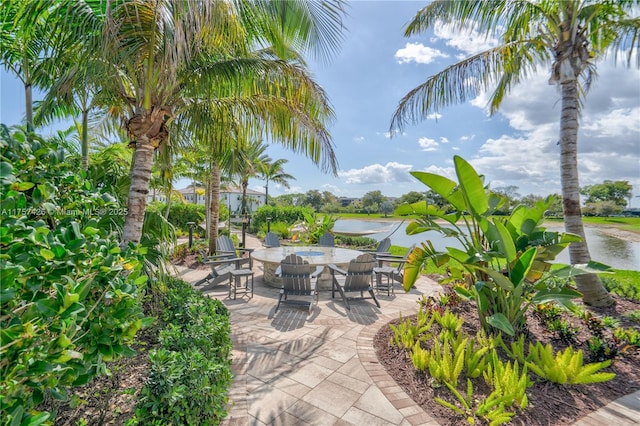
[601,275,640,301]
[162,203,206,235]
[136,277,232,424]
[0,126,150,424]
[250,205,314,233]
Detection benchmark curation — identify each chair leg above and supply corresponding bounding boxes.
[337,285,350,310]
[369,289,381,308]
[275,291,284,313]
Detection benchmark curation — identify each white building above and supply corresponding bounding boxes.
[178,184,266,215]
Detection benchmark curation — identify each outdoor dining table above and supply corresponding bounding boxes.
[251,246,364,290]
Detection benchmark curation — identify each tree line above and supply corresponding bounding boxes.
[267,180,633,217]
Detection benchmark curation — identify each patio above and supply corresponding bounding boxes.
[174,234,640,425]
[175,234,442,425]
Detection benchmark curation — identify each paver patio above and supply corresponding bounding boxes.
[174,235,640,426]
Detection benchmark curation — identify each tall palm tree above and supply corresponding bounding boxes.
[0,0,54,132]
[46,0,346,248]
[390,0,639,307]
[230,139,271,217]
[261,158,296,206]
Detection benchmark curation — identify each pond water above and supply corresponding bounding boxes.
[333,219,640,271]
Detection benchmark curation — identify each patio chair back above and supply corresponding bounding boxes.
[279,254,315,295]
[318,232,335,247]
[342,253,376,291]
[264,231,281,248]
[275,254,320,314]
[217,235,237,255]
[376,237,391,254]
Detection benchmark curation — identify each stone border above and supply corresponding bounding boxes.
[357,315,440,426]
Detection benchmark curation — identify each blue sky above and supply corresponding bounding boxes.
[2,1,639,205]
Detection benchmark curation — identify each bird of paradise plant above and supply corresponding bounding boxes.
[397,156,610,336]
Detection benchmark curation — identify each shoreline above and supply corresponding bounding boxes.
[335,217,640,243]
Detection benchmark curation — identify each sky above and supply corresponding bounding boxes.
[1,1,639,205]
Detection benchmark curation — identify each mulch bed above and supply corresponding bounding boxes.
[374,294,640,425]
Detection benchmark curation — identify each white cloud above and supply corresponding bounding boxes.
[413,164,457,181]
[395,42,449,64]
[427,112,443,120]
[418,137,439,151]
[460,134,476,142]
[440,137,449,144]
[433,21,499,55]
[320,183,345,195]
[338,162,414,184]
[353,136,366,142]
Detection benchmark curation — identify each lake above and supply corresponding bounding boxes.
[333,219,640,271]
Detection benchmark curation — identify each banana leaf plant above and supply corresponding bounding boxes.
[396,156,610,336]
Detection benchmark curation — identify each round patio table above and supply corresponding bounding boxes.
[251,246,364,290]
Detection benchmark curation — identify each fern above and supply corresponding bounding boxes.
[410,342,430,372]
[465,336,490,379]
[428,332,467,387]
[526,342,616,384]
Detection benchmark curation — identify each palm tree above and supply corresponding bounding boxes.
[46,0,346,248]
[230,139,271,217]
[390,1,639,307]
[0,1,54,132]
[262,158,296,206]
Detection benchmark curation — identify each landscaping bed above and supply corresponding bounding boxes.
[374,294,640,425]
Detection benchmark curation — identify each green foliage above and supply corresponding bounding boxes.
[333,234,377,249]
[601,275,640,301]
[250,205,314,233]
[296,211,337,244]
[398,155,603,336]
[410,342,430,372]
[136,276,232,424]
[159,202,206,235]
[624,310,640,323]
[0,126,149,424]
[581,180,632,207]
[525,342,615,384]
[390,310,435,350]
[428,333,467,387]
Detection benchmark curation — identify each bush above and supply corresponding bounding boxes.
[135,276,232,424]
[0,126,150,424]
[162,203,206,235]
[250,205,314,233]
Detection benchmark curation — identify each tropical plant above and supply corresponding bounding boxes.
[0,1,52,132]
[0,126,152,424]
[396,155,609,336]
[525,342,616,385]
[36,0,346,250]
[391,1,639,306]
[295,210,338,244]
[261,158,295,206]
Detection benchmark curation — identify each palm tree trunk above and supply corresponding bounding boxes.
[559,81,614,307]
[122,136,155,246]
[81,108,89,170]
[208,162,221,254]
[25,82,33,133]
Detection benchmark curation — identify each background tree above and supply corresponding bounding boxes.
[380,201,394,217]
[303,190,324,211]
[261,158,295,206]
[361,190,386,212]
[581,180,632,207]
[395,191,427,206]
[390,1,639,306]
[492,185,521,215]
[44,0,347,248]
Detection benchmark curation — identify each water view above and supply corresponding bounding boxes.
[333,219,640,271]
